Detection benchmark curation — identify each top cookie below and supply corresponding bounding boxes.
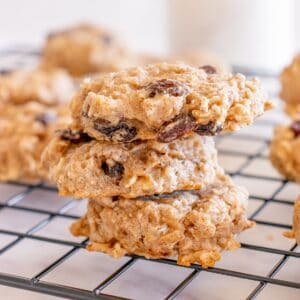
[280,54,300,119]
[42,23,130,76]
[71,63,272,143]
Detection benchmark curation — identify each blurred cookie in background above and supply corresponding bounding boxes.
[0,65,75,183]
[0,102,71,183]
[280,54,300,119]
[269,120,300,183]
[0,67,75,106]
[41,23,131,76]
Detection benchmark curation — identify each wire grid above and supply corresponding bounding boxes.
[0,49,299,300]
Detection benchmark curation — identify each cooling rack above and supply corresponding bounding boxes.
[0,48,299,300]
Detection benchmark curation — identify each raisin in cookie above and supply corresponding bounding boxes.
[280,54,300,119]
[269,120,300,183]
[70,174,253,267]
[0,102,70,183]
[0,67,75,106]
[41,132,223,199]
[42,23,130,76]
[71,63,272,143]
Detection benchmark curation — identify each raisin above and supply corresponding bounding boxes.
[102,34,112,44]
[195,121,223,136]
[112,122,137,142]
[291,120,300,137]
[57,128,92,143]
[58,128,81,140]
[93,118,112,134]
[112,196,119,201]
[0,69,11,75]
[146,79,189,98]
[199,65,217,74]
[101,161,124,180]
[94,119,137,142]
[158,113,196,143]
[81,104,90,118]
[35,112,56,126]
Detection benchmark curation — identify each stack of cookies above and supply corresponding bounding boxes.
[0,23,230,185]
[41,63,272,267]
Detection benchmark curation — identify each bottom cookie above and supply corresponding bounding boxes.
[70,174,254,267]
[269,120,300,183]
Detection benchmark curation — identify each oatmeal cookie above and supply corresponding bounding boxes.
[0,67,75,106]
[71,63,272,143]
[0,102,71,183]
[70,174,253,267]
[42,23,130,76]
[41,133,223,199]
[280,54,300,119]
[269,120,300,183]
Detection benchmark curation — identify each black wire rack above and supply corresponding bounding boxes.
[0,48,299,300]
